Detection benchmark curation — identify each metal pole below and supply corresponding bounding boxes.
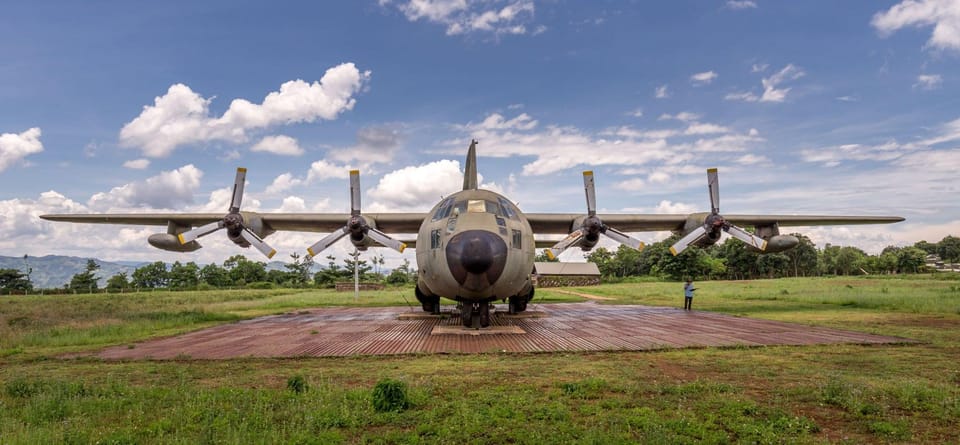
[353,249,360,302]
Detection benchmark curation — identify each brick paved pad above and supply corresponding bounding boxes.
[97,303,916,359]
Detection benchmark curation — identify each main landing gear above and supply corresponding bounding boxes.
[460,301,491,329]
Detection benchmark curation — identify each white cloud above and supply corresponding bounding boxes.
[654,85,670,98]
[871,0,960,52]
[726,64,805,103]
[836,95,859,102]
[658,112,701,122]
[735,154,769,165]
[119,63,370,157]
[751,63,768,72]
[87,164,203,211]
[726,1,757,10]
[690,70,718,85]
[385,0,539,37]
[368,159,465,211]
[277,196,307,212]
[122,159,150,169]
[629,108,644,118]
[914,74,943,90]
[306,159,353,183]
[684,123,731,135]
[464,112,538,131]
[251,135,305,156]
[0,127,43,172]
[264,173,303,194]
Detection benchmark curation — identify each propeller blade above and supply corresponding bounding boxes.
[725,224,768,251]
[240,228,276,259]
[177,221,223,244]
[306,227,349,257]
[707,168,719,214]
[670,226,708,256]
[367,228,407,253]
[544,229,585,260]
[350,170,361,216]
[583,171,597,217]
[602,227,645,251]
[230,167,247,212]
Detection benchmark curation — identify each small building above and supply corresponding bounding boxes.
[533,262,601,288]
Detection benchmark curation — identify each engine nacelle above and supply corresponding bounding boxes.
[148,233,201,252]
[752,235,799,253]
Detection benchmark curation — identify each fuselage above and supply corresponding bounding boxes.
[415,188,535,303]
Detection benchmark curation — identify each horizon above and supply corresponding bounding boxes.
[2,1,958,268]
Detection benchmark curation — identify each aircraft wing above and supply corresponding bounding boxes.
[39,212,428,233]
[525,213,904,234]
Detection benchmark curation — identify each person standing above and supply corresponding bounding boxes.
[683,279,696,310]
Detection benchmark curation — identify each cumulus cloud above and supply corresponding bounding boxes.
[383,0,539,36]
[871,0,960,52]
[629,108,644,118]
[0,127,43,172]
[306,159,353,183]
[119,63,370,157]
[87,164,203,211]
[690,70,718,85]
[122,159,150,169]
[367,160,466,211]
[914,74,943,90]
[264,173,304,194]
[251,135,305,156]
[725,64,805,103]
[462,112,538,131]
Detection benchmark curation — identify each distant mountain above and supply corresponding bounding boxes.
[0,255,147,289]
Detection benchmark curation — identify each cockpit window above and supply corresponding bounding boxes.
[498,197,519,220]
[431,197,455,221]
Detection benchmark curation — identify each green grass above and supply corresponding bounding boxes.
[1,276,959,443]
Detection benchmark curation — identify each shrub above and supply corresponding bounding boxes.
[287,375,308,394]
[246,281,275,289]
[372,378,410,412]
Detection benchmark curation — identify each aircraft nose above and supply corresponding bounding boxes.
[446,230,508,287]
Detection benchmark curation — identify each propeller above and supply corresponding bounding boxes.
[669,168,767,256]
[306,170,407,257]
[544,171,645,260]
[177,168,277,259]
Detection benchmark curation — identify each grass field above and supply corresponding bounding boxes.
[1,276,958,444]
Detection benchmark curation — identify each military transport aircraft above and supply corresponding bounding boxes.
[41,140,903,328]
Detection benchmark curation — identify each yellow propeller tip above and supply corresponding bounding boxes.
[350,169,359,174]
[669,247,678,256]
[545,250,556,261]
[177,234,186,245]
[306,248,316,257]
[398,243,407,253]
[707,167,718,173]
[267,250,277,259]
[237,167,247,172]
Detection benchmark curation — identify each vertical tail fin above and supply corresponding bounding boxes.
[462,139,478,190]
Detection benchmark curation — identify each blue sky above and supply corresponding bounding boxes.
[1,0,958,265]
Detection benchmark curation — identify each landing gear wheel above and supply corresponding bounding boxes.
[461,302,491,328]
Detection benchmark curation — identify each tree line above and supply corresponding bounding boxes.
[1,253,418,294]
[573,234,959,281]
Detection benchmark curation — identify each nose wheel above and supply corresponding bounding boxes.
[460,301,491,329]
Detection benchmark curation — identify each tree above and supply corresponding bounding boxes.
[783,233,819,277]
[199,263,231,287]
[69,259,101,293]
[585,247,616,276]
[105,273,130,292]
[914,240,938,255]
[897,247,927,273]
[132,261,168,289]
[835,246,867,275]
[343,254,372,280]
[284,253,314,287]
[168,261,200,289]
[716,238,759,280]
[937,235,960,263]
[0,269,32,293]
[314,255,346,287]
[224,255,267,285]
